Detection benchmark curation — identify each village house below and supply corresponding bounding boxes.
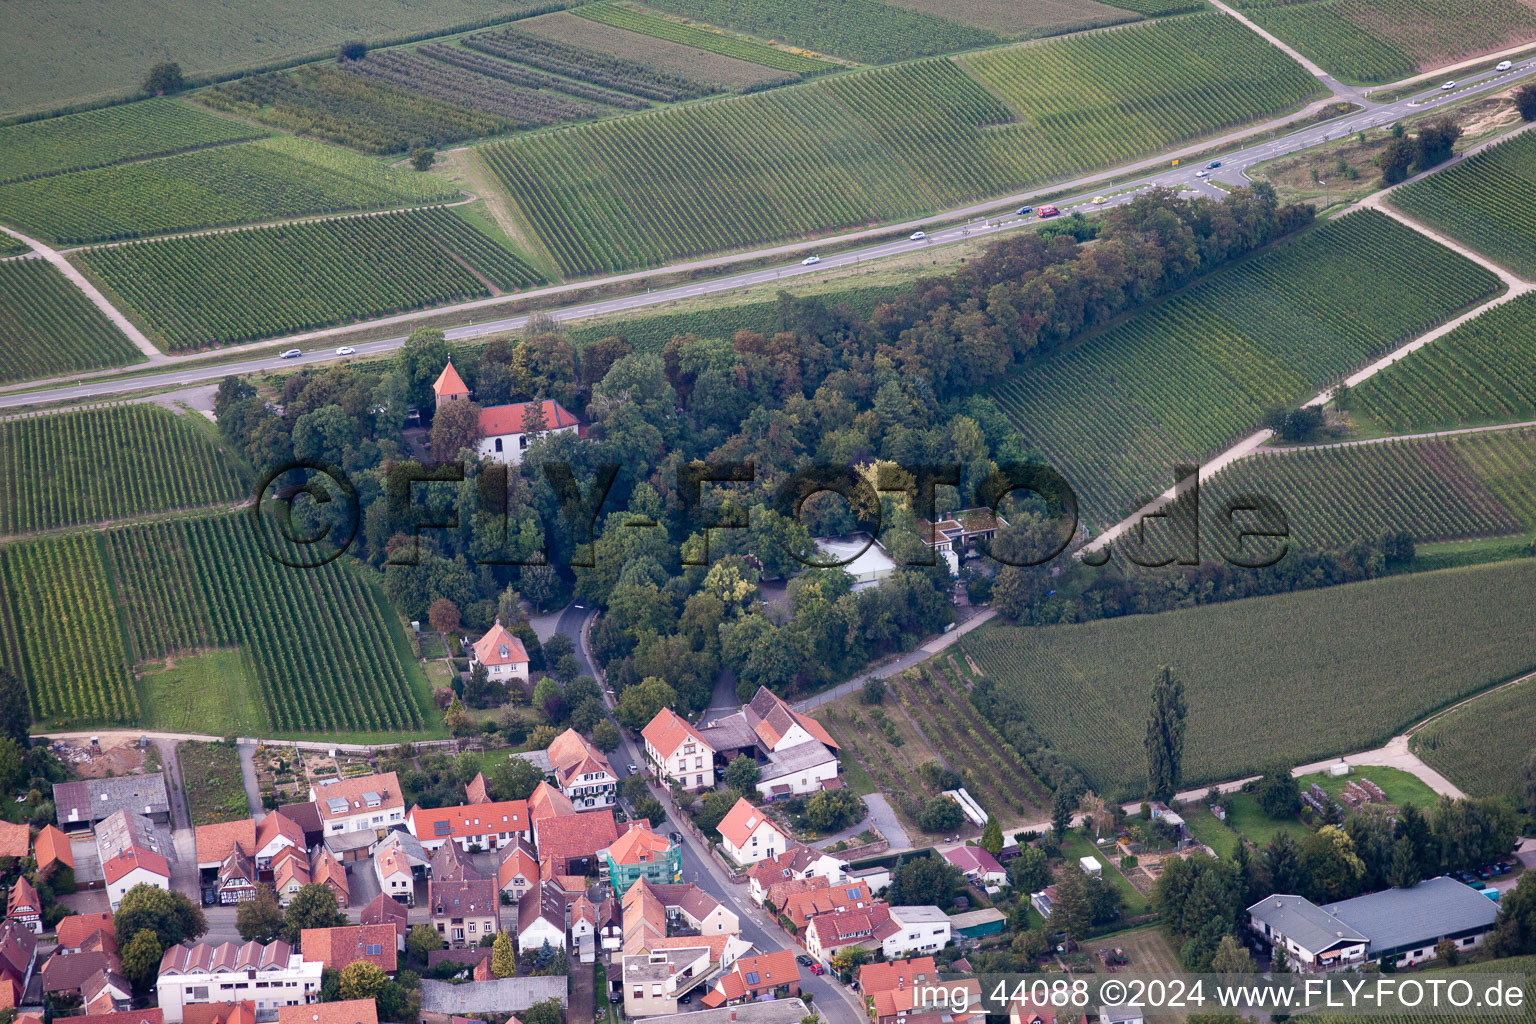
[696,688,841,799]
[469,621,531,684]
[271,846,312,905]
[312,847,349,906]
[55,775,171,828]
[409,799,531,852]
[7,877,40,934]
[746,843,848,905]
[372,832,426,906]
[548,729,618,810]
[359,893,409,940]
[804,904,891,964]
[602,822,681,896]
[155,940,323,1024]
[429,877,500,948]
[716,799,790,867]
[497,836,539,901]
[641,709,716,792]
[1009,998,1087,1024]
[621,946,714,1017]
[941,846,1006,889]
[863,958,982,1024]
[533,808,618,878]
[215,847,257,906]
[276,998,377,1024]
[781,879,875,931]
[99,810,174,911]
[700,949,800,1008]
[34,824,74,881]
[874,906,950,960]
[41,939,131,1014]
[916,509,1008,573]
[300,924,399,974]
[516,882,568,954]
[254,812,304,872]
[311,774,405,836]
[0,917,36,1009]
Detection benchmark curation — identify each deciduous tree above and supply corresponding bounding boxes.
[282,884,347,942]
[116,885,206,948]
[120,929,163,990]
[236,885,285,942]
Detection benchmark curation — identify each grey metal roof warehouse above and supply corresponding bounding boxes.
[1247,894,1366,955]
[55,773,170,826]
[1323,876,1498,957]
[420,976,567,1015]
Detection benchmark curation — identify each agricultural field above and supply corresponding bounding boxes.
[1231,0,1536,84]
[178,741,250,824]
[1390,130,1536,281]
[1097,0,1206,13]
[635,0,1001,62]
[1354,294,1536,432]
[0,135,461,245]
[987,211,1502,527]
[814,695,941,825]
[962,558,1536,798]
[505,14,789,93]
[876,0,1141,37]
[565,284,905,351]
[0,99,263,184]
[1192,427,1536,551]
[101,513,431,734]
[0,259,145,386]
[575,3,836,72]
[1313,957,1536,1023]
[484,15,1321,274]
[0,404,250,535]
[74,207,543,350]
[0,533,138,725]
[0,0,584,118]
[139,650,266,737]
[341,47,623,122]
[1414,674,1536,802]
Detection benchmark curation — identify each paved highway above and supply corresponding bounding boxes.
[2,57,1533,413]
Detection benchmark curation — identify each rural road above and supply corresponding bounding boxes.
[4,55,1535,412]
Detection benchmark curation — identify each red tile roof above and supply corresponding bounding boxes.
[478,400,577,438]
[703,949,799,1007]
[717,798,786,850]
[34,825,73,872]
[432,362,469,399]
[102,847,169,885]
[301,925,398,973]
[527,782,572,823]
[497,838,538,892]
[83,1010,163,1024]
[276,1000,378,1024]
[534,810,616,872]
[312,848,348,901]
[641,708,712,760]
[6,876,38,919]
[183,1002,255,1024]
[783,880,872,929]
[56,912,114,951]
[195,820,256,866]
[411,801,529,844]
[465,773,490,805]
[860,956,937,998]
[312,773,403,823]
[471,622,529,668]
[360,893,409,930]
[255,811,303,854]
[603,822,671,867]
[0,822,28,860]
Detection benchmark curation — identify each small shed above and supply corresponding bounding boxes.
[1079,856,1102,877]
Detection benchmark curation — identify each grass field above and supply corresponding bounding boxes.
[0,100,263,184]
[139,650,267,736]
[1391,130,1536,281]
[1060,832,1150,914]
[484,14,1320,274]
[634,0,1001,62]
[576,3,837,72]
[178,741,251,824]
[987,211,1502,527]
[0,404,250,535]
[1354,293,1536,432]
[1299,765,1440,807]
[1193,427,1536,551]
[877,0,1141,36]
[482,14,787,92]
[1181,807,1240,859]
[1223,791,1312,848]
[1414,673,1536,802]
[0,0,583,118]
[75,207,543,349]
[0,135,460,245]
[961,558,1536,798]
[1231,0,1536,84]
[0,259,145,386]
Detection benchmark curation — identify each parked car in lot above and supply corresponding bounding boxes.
[909,230,926,240]
[335,346,356,356]
[279,349,302,359]
[808,962,825,975]
[801,255,821,265]
[795,955,814,967]
[1497,61,1514,71]
[1037,205,1060,218]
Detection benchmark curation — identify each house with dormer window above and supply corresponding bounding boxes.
[469,621,530,684]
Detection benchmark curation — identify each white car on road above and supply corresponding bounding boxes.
[801,255,821,265]
[909,230,926,240]
[335,346,356,356]
[1441,80,1457,91]
[1497,61,1513,72]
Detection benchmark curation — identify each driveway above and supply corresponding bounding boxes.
[854,794,911,852]
[569,959,596,1024]
[237,740,265,820]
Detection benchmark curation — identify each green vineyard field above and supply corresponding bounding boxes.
[74,207,543,350]
[576,3,836,72]
[635,0,1000,62]
[483,14,1320,274]
[985,211,1502,527]
[0,99,264,184]
[0,405,250,534]
[1354,292,1536,432]
[0,259,144,386]
[1231,0,1536,84]
[0,512,431,732]
[1391,130,1536,281]
[963,558,1536,797]
[1196,427,1536,551]
[876,0,1141,38]
[1415,674,1536,803]
[0,135,461,245]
